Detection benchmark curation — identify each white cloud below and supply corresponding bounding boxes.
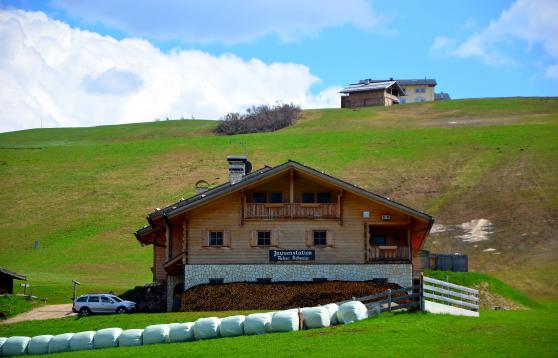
[51,0,383,44]
[430,0,558,76]
[0,10,340,133]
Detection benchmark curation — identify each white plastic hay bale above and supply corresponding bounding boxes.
[193,317,221,340]
[271,310,299,332]
[323,303,339,325]
[93,328,122,349]
[337,301,368,324]
[0,337,7,352]
[219,315,245,337]
[244,313,273,335]
[69,331,95,351]
[302,307,330,329]
[168,323,194,343]
[48,333,74,354]
[1,336,30,356]
[143,324,170,345]
[118,329,143,347]
[27,335,53,355]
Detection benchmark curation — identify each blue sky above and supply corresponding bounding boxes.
[0,0,557,131]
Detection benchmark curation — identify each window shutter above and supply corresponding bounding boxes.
[326,231,335,247]
[202,230,209,247]
[224,231,231,247]
[271,230,280,247]
[305,230,313,247]
[250,231,258,247]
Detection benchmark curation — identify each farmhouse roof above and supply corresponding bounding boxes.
[339,80,405,95]
[135,160,433,239]
[0,267,27,281]
[363,78,437,87]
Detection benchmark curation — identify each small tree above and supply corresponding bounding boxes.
[215,103,301,135]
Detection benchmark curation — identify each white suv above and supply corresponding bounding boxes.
[73,294,136,316]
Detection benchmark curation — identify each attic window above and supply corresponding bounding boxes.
[302,192,315,203]
[269,192,283,203]
[317,192,331,203]
[253,192,266,203]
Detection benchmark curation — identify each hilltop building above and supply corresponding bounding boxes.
[135,156,434,311]
[340,80,405,108]
[435,92,451,101]
[341,78,450,108]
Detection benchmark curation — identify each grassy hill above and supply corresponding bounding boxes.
[0,97,557,302]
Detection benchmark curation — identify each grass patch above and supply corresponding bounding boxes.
[0,295,36,320]
[424,270,539,308]
[1,304,557,357]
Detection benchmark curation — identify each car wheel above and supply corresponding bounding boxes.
[116,306,128,314]
[79,307,91,316]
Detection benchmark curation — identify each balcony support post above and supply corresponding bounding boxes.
[289,169,294,204]
[407,224,411,262]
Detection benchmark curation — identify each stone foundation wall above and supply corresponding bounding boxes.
[166,274,184,312]
[183,264,412,291]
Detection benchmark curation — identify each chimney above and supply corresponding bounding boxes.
[227,155,252,184]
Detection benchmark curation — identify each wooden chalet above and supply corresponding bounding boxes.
[340,80,405,108]
[135,157,434,311]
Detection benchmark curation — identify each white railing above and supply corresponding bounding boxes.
[422,275,479,316]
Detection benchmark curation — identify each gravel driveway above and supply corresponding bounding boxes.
[1,304,76,324]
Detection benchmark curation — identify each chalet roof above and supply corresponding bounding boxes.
[135,160,433,239]
[340,80,405,95]
[0,267,27,281]
[364,79,437,87]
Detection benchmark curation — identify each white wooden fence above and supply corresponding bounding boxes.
[422,275,479,317]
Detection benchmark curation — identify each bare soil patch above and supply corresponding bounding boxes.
[182,281,400,311]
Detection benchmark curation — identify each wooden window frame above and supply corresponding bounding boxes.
[250,230,279,247]
[204,230,231,248]
[209,231,224,246]
[313,230,327,246]
[257,231,271,247]
[306,230,335,247]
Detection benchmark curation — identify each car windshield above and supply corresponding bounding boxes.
[111,296,123,302]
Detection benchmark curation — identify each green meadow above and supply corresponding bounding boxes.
[0,302,556,357]
[0,97,557,302]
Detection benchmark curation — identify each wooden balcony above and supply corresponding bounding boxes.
[244,203,339,220]
[367,245,410,262]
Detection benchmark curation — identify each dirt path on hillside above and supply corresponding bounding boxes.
[1,304,76,324]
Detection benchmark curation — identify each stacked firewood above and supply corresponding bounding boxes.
[181,281,400,311]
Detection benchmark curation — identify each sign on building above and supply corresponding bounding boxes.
[269,249,315,262]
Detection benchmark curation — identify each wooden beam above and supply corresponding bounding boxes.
[240,190,245,226]
[182,217,188,265]
[407,226,411,263]
[289,169,294,203]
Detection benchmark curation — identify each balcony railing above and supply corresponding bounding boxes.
[244,203,339,220]
[367,245,410,262]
